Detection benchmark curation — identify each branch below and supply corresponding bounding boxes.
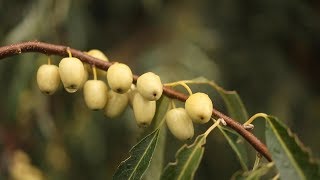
[0,41,272,162]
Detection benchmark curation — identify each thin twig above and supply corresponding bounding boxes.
[0,41,272,161]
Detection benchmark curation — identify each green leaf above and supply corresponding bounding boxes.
[191,77,249,170]
[160,134,207,180]
[113,129,160,180]
[265,116,320,180]
[218,126,248,171]
[143,127,167,180]
[231,162,275,180]
[142,97,169,180]
[214,84,249,171]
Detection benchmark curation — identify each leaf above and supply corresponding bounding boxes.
[113,129,160,180]
[113,96,170,180]
[231,162,275,180]
[191,77,249,170]
[142,97,169,180]
[265,116,320,180]
[143,127,167,180]
[160,134,207,180]
[218,126,248,171]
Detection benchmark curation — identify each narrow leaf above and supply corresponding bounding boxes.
[212,82,249,170]
[160,134,207,180]
[265,116,320,179]
[113,129,160,180]
[231,162,275,180]
[143,127,167,180]
[218,126,248,171]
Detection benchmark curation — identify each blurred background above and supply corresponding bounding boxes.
[0,0,319,179]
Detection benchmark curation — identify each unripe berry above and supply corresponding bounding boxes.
[83,80,108,110]
[104,90,129,118]
[36,64,60,95]
[87,49,109,62]
[127,84,137,107]
[185,92,213,124]
[107,62,133,94]
[86,49,109,77]
[132,92,156,128]
[166,108,194,141]
[137,72,163,101]
[79,68,89,89]
[59,57,85,93]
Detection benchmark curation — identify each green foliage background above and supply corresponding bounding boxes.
[0,0,319,179]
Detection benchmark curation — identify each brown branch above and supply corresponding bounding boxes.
[0,41,272,162]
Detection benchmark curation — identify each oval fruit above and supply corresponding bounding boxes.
[107,62,133,94]
[136,72,163,101]
[59,57,85,93]
[36,64,60,95]
[166,108,194,141]
[132,92,156,127]
[185,92,213,124]
[83,80,108,110]
[104,90,129,118]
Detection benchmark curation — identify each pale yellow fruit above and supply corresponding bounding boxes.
[86,49,109,77]
[137,72,163,101]
[185,92,213,124]
[166,108,194,141]
[36,64,60,95]
[79,67,89,89]
[127,84,137,107]
[83,80,108,110]
[87,49,109,61]
[107,62,133,93]
[59,57,85,93]
[104,90,129,118]
[132,92,156,127]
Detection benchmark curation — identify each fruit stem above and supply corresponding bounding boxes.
[243,113,268,126]
[170,100,176,109]
[164,81,193,95]
[252,153,261,171]
[67,47,72,58]
[92,65,97,80]
[204,118,221,138]
[47,57,51,65]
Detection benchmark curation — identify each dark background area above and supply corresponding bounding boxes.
[0,0,319,179]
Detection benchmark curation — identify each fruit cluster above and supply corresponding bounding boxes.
[166,92,213,141]
[36,49,213,141]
